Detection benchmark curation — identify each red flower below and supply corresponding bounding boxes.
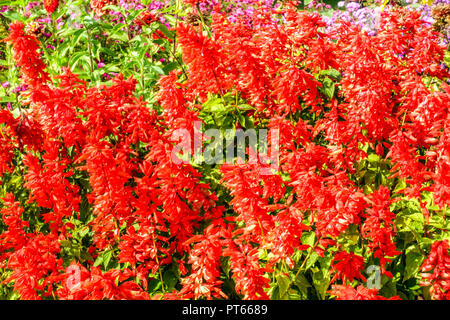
[331,251,366,284]
[23,140,81,233]
[0,193,30,262]
[43,0,59,14]
[90,0,116,16]
[4,22,49,87]
[5,233,62,299]
[176,23,231,101]
[134,10,157,27]
[329,284,401,300]
[56,264,149,300]
[362,186,400,277]
[420,240,450,300]
[179,222,229,300]
[223,242,271,300]
[0,113,17,177]
[181,0,204,7]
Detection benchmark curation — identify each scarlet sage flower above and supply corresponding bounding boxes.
[329,285,401,300]
[2,2,450,301]
[90,0,116,16]
[5,233,62,299]
[179,222,229,300]
[23,140,81,233]
[176,23,230,101]
[420,240,450,300]
[56,265,149,300]
[157,71,188,128]
[4,22,49,87]
[0,193,30,261]
[43,0,59,14]
[0,119,16,177]
[223,242,271,300]
[14,111,45,152]
[134,10,157,27]
[182,0,203,7]
[331,251,366,284]
[220,163,274,241]
[362,186,400,277]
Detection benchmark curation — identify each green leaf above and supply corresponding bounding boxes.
[237,113,246,128]
[82,15,98,29]
[305,251,319,270]
[11,108,21,119]
[60,240,72,248]
[1,10,24,22]
[157,23,174,39]
[102,4,122,12]
[368,153,379,165]
[276,274,290,299]
[69,52,90,70]
[380,276,397,298]
[364,170,377,185]
[0,1,22,6]
[301,231,315,247]
[270,286,280,300]
[163,270,178,291]
[150,65,165,75]
[72,29,88,47]
[203,97,226,113]
[321,77,335,99]
[79,196,90,222]
[393,179,406,193]
[312,269,330,300]
[93,254,103,267]
[320,68,341,80]
[244,115,254,129]
[103,250,113,268]
[163,61,179,74]
[404,246,425,282]
[0,95,16,103]
[294,274,311,297]
[238,104,255,111]
[80,251,93,262]
[109,31,128,42]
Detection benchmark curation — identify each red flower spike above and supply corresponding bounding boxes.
[331,251,366,284]
[43,0,59,14]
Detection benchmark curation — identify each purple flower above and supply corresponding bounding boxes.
[346,2,361,11]
[1,82,9,88]
[13,85,28,94]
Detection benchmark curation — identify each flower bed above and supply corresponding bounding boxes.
[0,0,449,300]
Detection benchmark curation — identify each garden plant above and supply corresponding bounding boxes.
[0,0,449,300]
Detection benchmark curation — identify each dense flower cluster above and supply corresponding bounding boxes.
[43,0,59,13]
[324,0,450,44]
[0,0,449,301]
[420,240,450,299]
